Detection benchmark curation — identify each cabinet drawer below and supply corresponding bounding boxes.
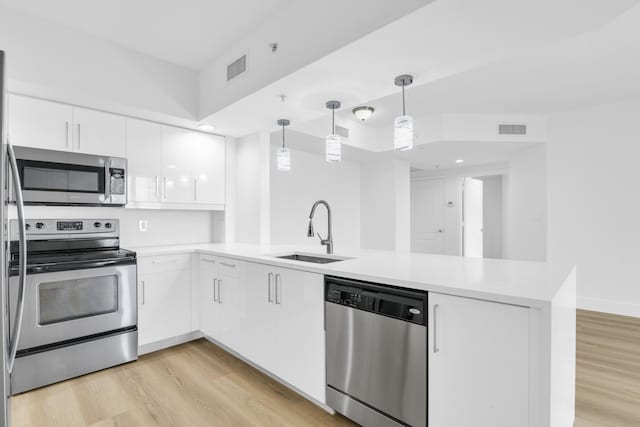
[139,253,191,274]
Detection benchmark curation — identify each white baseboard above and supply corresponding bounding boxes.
[578,296,640,318]
[138,330,203,355]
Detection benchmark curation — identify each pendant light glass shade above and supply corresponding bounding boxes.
[276,119,291,171]
[277,147,291,171]
[394,115,413,150]
[325,134,341,162]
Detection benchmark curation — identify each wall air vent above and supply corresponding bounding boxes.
[335,125,350,141]
[498,123,527,135]
[227,54,247,81]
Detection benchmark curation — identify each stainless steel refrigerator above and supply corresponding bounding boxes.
[1,49,28,427]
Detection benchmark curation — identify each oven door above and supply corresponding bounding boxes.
[9,264,137,351]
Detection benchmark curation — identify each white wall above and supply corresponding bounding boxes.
[548,100,640,317]
[361,158,411,251]
[478,175,504,259]
[505,144,547,262]
[22,206,222,248]
[269,134,361,249]
[235,134,262,244]
[0,6,197,123]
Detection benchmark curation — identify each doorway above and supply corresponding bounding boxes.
[463,175,504,259]
[411,178,444,254]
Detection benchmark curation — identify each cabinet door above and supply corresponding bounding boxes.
[160,126,196,203]
[191,133,226,205]
[8,95,72,151]
[428,293,530,427]
[126,119,162,203]
[138,267,191,346]
[198,258,218,338]
[240,263,277,371]
[72,107,126,157]
[273,268,326,402]
[214,271,247,349]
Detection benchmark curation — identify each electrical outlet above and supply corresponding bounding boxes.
[139,220,148,232]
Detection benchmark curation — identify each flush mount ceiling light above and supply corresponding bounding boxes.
[352,106,375,122]
[325,100,342,163]
[197,124,215,131]
[455,159,464,164]
[276,119,291,171]
[394,74,414,151]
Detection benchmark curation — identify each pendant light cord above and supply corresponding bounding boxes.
[282,124,285,148]
[331,108,335,134]
[402,84,406,116]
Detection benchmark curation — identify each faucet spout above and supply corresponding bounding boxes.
[307,200,333,254]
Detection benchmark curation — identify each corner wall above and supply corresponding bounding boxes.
[548,100,640,316]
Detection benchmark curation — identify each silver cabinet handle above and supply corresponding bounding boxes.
[200,258,216,264]
[220,262,236,268]
[154,176,160,200]
[194,179,198,201]
[65,121,70,148]
[7,141,27,374]
[162,176,167,200]
[275,274,282,305]
[141,280,146,305]
[77,123,81,150]
[217,279,222,304]
[433,304,439,353]
[213,278,218,302]
[268,273,273,302]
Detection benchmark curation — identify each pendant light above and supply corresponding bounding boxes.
[276,119,291,171]
[394,74,414,151]
[325,100,341,163]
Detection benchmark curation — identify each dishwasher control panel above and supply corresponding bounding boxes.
[325,276,427,325]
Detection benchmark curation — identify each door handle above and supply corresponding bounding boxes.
[220,262,235,268]
[162,176,167,200]
[7,141,27,374]
[213,279,218,302]
[217,279,222,304]
[267,273,273,302]
[65,121,70,148]
[104,158,111,202]
[433,304,440,353]
[77,123,81,150]
[275,274,282,305]
[200,258,216,264]
[154,176,160,200]
[141,280,146,305]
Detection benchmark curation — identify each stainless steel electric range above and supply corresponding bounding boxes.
[8,219,138,394]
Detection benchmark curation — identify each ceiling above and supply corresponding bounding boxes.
[0,0,291,69]
[202,0,640,136]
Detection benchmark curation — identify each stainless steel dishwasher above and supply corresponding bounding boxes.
[325,276,427,427]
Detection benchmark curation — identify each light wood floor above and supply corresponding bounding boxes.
[11,310,640,426]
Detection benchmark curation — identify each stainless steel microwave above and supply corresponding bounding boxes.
[11,146,127,206]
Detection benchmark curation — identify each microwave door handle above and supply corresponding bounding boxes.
[6,141,28,374]
[104,159,111,203]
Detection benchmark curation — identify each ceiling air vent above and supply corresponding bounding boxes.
[335,125,350,141]
[498,123,527,135]
[227,54,247,81]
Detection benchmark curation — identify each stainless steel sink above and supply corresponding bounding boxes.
[274,253,351,264]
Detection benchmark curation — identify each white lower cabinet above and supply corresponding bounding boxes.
[428,292,530,427]
[138,254,192,346]
[199,260,325,403]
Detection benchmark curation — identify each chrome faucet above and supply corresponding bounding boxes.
[307,200,333,254]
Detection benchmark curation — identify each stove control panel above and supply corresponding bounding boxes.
[10,219,119,240]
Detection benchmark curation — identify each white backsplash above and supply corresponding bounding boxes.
[19,206,225,248]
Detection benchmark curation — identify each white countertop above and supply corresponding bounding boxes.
[131,243,572,309]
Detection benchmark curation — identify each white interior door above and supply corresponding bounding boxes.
[411,179,444,254]
[463,177,483,258]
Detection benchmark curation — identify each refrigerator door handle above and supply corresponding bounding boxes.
[6,141,27,373]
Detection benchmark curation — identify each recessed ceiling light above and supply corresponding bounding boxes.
[455,159,464,164]
[197,124,215,131]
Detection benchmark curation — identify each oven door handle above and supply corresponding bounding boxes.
[7,141,28,374]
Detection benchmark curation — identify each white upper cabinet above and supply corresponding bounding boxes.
[160,126,225,206]
[126,118,162,203]
[8,94,126,157]
[8,94,73,151]
[72,106,126,157]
